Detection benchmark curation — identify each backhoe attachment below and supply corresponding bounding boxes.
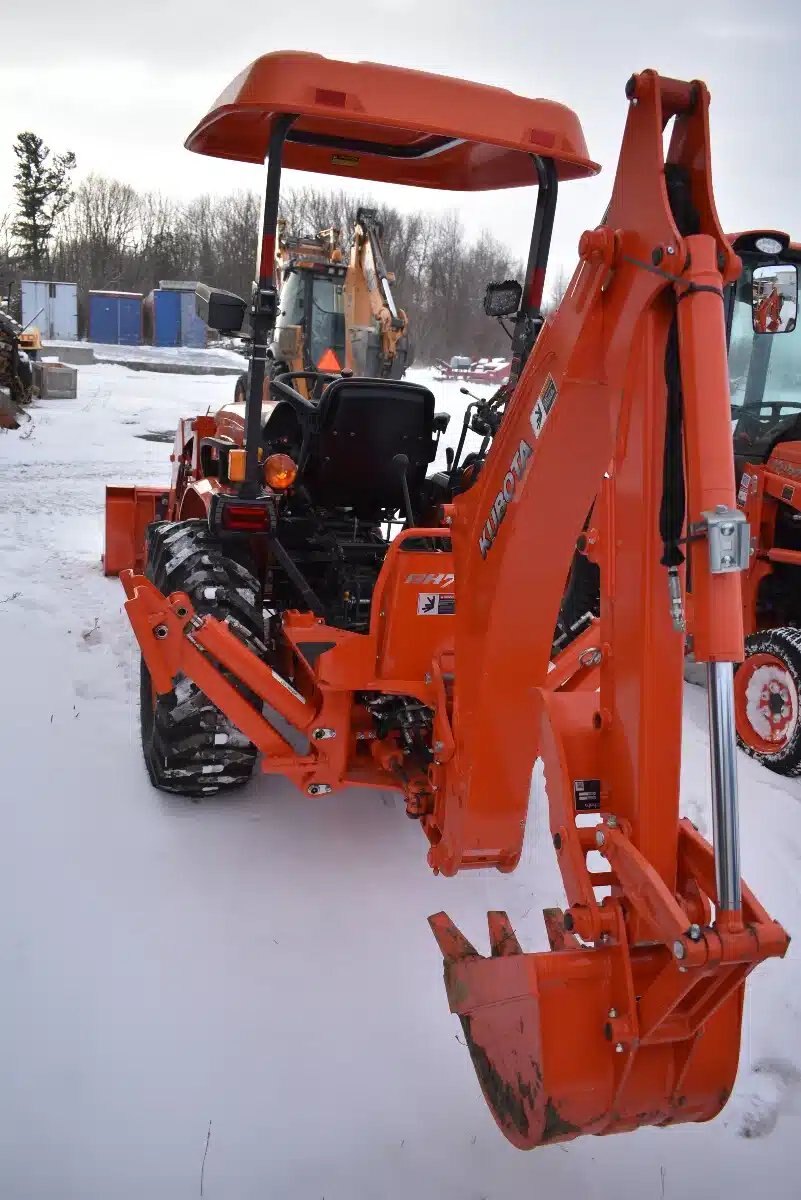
[427,70,789,1147]
[112,55,789,1153]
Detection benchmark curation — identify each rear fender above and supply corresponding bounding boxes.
[178,478,220,520]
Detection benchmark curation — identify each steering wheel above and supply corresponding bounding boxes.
[268,368,345,414]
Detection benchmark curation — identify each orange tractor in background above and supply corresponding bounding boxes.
[726,233,801,771]
[104,53,788,1149]
[233,205,411,404]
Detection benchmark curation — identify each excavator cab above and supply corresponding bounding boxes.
[274,264,348,374]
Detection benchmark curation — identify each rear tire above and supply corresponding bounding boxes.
[734,627,801,775]
[140,519,265,797]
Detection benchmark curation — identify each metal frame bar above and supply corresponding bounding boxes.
[244,113,297,494]
[509,155,558,382]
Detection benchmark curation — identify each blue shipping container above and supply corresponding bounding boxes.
[88,292,143,345]
[152,289,181,347]
[179,289,206,347]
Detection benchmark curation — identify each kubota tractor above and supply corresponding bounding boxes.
[725,232,801,771]
[105,53,788,1148]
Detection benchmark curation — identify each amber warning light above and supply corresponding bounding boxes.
[264,454,298,490]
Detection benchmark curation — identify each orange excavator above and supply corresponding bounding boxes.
[104,53,788,1148]
[233,207,410,402]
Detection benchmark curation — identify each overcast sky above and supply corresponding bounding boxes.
[2,0,799,286]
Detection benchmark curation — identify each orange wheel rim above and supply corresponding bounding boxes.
[734,652,797,754]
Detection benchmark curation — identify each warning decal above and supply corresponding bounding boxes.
[417,592,456,616]
[573,778,601,812]
[530,374,558,439]
[737,473,750,506]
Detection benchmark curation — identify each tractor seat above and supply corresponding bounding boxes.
[302,376,437,514]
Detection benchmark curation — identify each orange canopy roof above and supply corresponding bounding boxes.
[185,52,599,191]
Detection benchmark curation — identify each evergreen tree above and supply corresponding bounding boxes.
[12,132,76,273]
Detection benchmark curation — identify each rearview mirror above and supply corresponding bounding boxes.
[483,279,522,318]
[752,263,798,334]
[195,284,248,334]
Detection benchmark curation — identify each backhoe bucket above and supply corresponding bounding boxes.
[429,911,743,1149]
[103,485,168,576]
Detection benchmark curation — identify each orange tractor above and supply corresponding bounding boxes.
[104,53,788,1148]
[726,232,801,771]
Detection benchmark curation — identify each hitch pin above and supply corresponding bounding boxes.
[667,566,685,632]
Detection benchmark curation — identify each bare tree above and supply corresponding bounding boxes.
[44,172,518,359]
[544,265,570,315]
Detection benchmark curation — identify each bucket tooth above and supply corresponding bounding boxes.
[543,907,581,951]
[487,911,523,956]
[428,912,479,963]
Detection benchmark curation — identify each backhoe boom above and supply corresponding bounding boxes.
[426,70,788,1146]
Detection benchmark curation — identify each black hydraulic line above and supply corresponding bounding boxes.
[448,401,478,484]
[268,536,329,619]
[660,316,686,569]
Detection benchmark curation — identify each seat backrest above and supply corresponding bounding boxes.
[304,377,436,513]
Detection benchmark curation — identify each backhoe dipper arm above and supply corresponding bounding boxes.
[428,71,788,1148]
[349,208,408,370]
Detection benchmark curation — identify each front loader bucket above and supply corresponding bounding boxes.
[103,485,168,576]
[429,911,743,1149]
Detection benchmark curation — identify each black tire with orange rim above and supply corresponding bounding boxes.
[734,628,801,775]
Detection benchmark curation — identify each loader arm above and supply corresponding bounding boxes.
[347,208,408,375]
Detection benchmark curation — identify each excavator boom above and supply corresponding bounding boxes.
[348,207,409,376]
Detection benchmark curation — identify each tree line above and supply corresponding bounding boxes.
[1,132,543,363]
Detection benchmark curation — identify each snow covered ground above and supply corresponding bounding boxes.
[43,341,247,374]
[0,363,799,1199]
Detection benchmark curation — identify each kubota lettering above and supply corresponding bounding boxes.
[478,439,533,558]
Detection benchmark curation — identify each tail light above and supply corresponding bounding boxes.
[220,503,273,532]
[264,453,298,491]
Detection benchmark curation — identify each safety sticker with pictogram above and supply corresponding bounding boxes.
[417,592,456,615]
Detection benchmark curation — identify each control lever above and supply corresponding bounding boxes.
[392,453,415,526]
[445,446,455,471]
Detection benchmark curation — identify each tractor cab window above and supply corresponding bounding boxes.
[309,275,346,370]
[729,262,801,477]
[279,271,306,326]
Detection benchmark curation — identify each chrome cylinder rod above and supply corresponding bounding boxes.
[706,661,742,912]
